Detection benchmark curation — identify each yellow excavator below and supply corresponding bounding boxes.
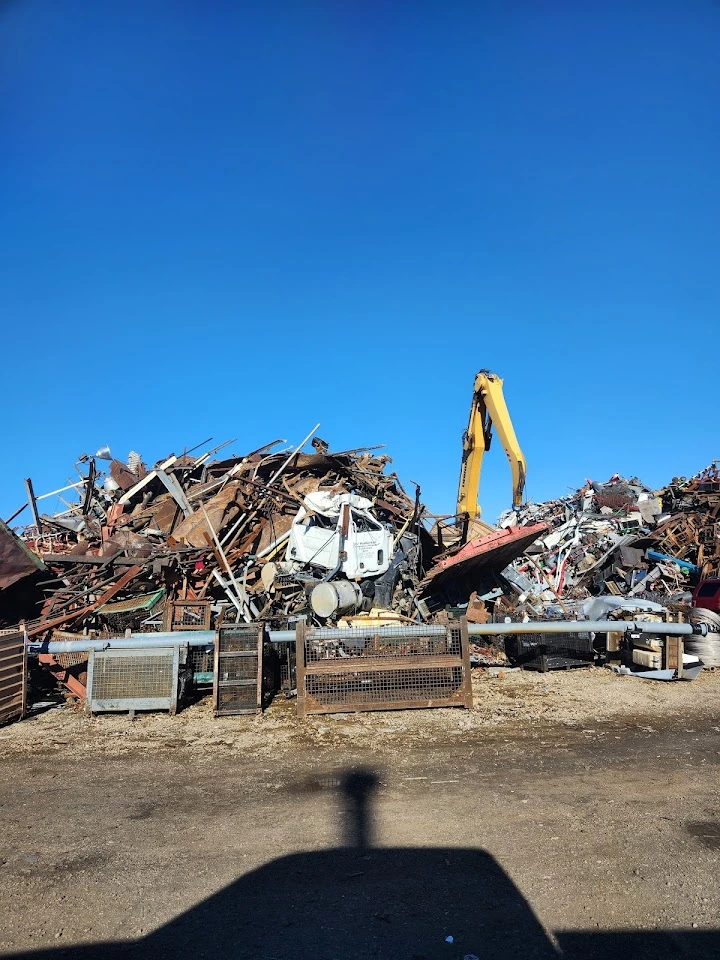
[456,369,526,540]
[336,368,527,624]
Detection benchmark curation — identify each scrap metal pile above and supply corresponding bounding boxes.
[497,462,720,615]
[9,436,447,640]
[6,445,720,637]
[3,431,720,701]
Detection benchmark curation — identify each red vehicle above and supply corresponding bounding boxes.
[692,578,720,612]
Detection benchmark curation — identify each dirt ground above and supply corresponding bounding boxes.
[1,667,719,959]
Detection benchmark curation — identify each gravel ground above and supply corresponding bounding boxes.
[0,668,718,960]
[2,666,718,758]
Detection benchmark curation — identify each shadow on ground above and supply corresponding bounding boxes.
[7,767,720,960]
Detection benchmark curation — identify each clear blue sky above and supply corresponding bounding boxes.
[2,1,719,526]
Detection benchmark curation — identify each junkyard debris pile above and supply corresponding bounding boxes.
[10,437,448,639]
[2,437,720,703]
[497,464,720,616]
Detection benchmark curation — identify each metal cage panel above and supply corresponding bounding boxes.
[188,645,214,685]
[164,600,212,631]
[86,646,179,714]
[504,631,595,670]
[214,623,264,716]
[0,630,26,725]
[296,619,472,716]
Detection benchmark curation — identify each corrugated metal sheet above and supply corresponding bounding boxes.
[0,629,26,725]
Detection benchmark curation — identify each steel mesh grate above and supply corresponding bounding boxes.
[279,644,297,695]
[217,685,259,711]
[217,629,260,652]
[165,601,212,631]
[91,653,176,699]
[305,666,466,706]
[214,624,263,715]
[217,657,259,681]
[54,652,89,669]
[298,620,472,716]
[86,647,179,714]
[504,631,594,670]
[305,632,461,661]
[188,646,214,683]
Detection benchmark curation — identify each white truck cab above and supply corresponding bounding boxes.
[285,491,393,580]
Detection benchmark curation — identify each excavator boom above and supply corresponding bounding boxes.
[456,369,526,521]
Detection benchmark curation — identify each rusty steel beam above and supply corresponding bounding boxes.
[27,564,144,637]
[37,653,87,700]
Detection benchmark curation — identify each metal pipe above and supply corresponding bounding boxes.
[283,620,704,640]
[211,568,249,621]
[305,624,448,640]
[467,619,702,637]
[35,480,86,501]
[201,503,243,605]
[27,633,215,655]
[26,617,708,657]
[27,629,295,655]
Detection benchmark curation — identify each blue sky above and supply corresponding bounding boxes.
[2,1,719,526]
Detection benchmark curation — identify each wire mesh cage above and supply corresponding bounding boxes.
[163,600,212,632]
[505,633,594,671]
[493,612,594,671]
[188,645,214,685]
[213,623,264,716]
[86,647,180,714]
[278,643,297,696]
[296,620,472,716]
[493,609,595,672]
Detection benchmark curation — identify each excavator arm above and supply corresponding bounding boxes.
[456,369,526,521]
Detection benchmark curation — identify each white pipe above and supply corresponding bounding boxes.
[36,481,86,501]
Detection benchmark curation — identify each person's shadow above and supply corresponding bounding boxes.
[6,768,720,959]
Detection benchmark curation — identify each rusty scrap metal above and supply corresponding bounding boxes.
[496,462,720,620]
[296,617,473,716]
[0,629,27,724]
[8,429,719,702]
[6,435,446,682]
